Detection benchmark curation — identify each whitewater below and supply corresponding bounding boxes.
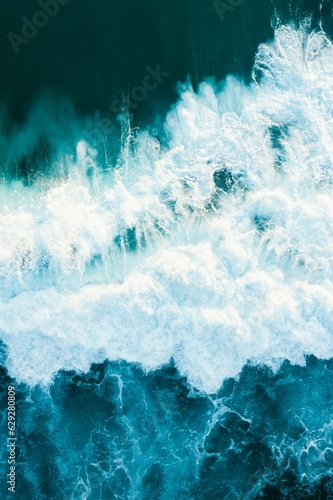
[1,25,333,393]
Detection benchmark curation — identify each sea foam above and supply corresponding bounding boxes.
[1,25,333,392]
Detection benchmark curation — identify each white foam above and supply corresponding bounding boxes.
[1,25,333,393]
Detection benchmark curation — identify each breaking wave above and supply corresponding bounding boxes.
[1,25,333,393]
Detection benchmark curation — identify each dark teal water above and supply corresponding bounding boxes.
[1,1,333,499]
[2,357,333,498]
[1,0,274,119]
[1,0,331,124]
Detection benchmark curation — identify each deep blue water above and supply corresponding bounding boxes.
[1,1,333,499]
[2,357,333,498]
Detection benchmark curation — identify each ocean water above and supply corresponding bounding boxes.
[1,1,333,498]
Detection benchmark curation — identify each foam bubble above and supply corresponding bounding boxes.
[1,25,333,393]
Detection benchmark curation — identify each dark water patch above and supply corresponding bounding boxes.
[0,0,276,124]
[213,168,235,192]
[254,214,274,232]
[114,226,147,253]
[268,124,290,171]
[0,0,331,126]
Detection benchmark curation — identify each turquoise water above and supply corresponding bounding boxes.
[1,1,333,498]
